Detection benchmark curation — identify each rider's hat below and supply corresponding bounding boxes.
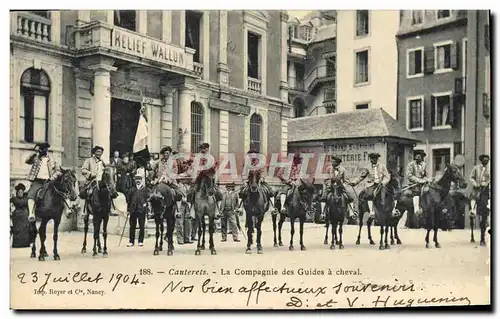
[199,142,210,150]
[91,145,104,154]
[247,149,258,154]
[331,155,342,163]
[368,152,381,160]
[160,146,172,154]
[35,142,50,150]
[15,183,26,191]
[479,154,490,161]
[414,150,426,158]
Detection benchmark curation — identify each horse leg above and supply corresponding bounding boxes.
[30,222,37,258]
[378,226,384,250]
[390,226,395,245]
[256,217,263,254]
[278,213,285,246]
[272,214,278,247]
[394,226,402,245]
[480,213,487,246]
[367,218,375,245]
[324,218,329,245]
[195,216,202,255]
[289,217,295,251]
[201,217,206,250]
[299,216,306,251]
[384,225,390,249]
[209,217,217,255]
[159,217,165,251]
[246,214,253,254]
[470,215,476,243]
[102,216,109,256]
[53,218,61,260]
[356,213,363,245]
[38,220,48,261]
[338,221,344,249]
[330,219,336,250]
[154,217,160,255]
[167,212,176,256]
[81,214,89,254]
[92,217,100,256]
[433,226,440,248]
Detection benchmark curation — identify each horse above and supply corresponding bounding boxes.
[421,163,467,248]
[324,180,348,249]
[470,185,490,246]
[241,170,270,254]
[271,188,287,247]
[282,180,316,251]
[31,168,78,261]
[81,167,118,256]
[148,182,178,255]
[193,173,218,255]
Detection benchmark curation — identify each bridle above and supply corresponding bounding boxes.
[50,170,77,210]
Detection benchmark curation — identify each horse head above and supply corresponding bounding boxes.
[148,188,165,215]
[56,167,78,201]
[199,174,215,197]
[328,179,343,201]
[248,170,260,193]
[445,163,467,189]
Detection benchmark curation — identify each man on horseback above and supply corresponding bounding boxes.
[277,152,315,215]
[80,146,107,210]
[320,155,356,219]
[406,151,432,215]
[150,146,184,200]
[469,154,490,217]
[190,143,223,209]
[25,142,62,222]
[349,153,391,218]
[239,149,273,203]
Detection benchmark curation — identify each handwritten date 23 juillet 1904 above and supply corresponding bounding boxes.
[14,267,472,308]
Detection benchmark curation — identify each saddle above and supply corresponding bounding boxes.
[35,182,51,203]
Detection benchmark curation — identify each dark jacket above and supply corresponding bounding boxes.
[126,186,151,215]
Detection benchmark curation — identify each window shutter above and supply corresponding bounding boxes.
[424,47,435,74]
[450,42,459,69]
[448,95,454,127]
[430,95,436,127]
[408,51,416,75]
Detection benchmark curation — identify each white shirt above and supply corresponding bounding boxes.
[372,164,380,184]
[95,159,104,182]
[38,157,50,180]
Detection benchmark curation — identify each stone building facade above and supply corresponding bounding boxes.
[10,10,293,189]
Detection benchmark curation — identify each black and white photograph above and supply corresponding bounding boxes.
[6,7,491,310]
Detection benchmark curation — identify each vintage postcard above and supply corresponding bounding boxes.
[8,8,491,310]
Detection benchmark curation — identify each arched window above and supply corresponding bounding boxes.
[190,102,204,153]
[20,68,50,143]
[250,113,262,153]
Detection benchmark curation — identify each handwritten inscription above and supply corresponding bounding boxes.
[14,268,473,308]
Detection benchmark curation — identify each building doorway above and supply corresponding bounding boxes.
[110,98,141,158]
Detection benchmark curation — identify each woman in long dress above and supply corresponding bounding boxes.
[116,153,136,194]
[10,183,32,248]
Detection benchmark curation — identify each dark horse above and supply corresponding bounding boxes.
[325,180,347,249]
[282,180,315,251]
[421,163,467,248]
[149,182,178,255]
[241,170,270,254]
[31,168,78,261]
[193,174,218,255]
[81,167,118,256]
[470,186,490,246]
[272,187,287,247]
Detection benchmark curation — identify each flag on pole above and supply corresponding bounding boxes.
[133,105,150,169]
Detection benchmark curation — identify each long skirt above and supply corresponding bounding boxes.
[11,208,31,248]
[116,174,134,194]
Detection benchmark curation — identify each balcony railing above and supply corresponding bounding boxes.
[304,65,335,91]
[247,77,262,94]
[324,88,336,102]
[12,11,52,43]
[193,62,204,78]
